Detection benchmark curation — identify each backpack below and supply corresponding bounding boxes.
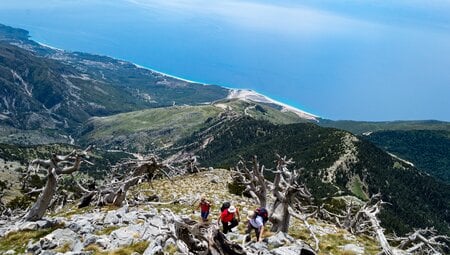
[220,209,234,222]
[220,201,230,212]
[254,207,269,223]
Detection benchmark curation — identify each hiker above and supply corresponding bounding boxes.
[245,207,269,242]
[197,196,211,222]
[218,204,240,234]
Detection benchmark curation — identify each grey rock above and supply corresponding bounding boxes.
[149,216,164,227]
[68,222,81,233]
[20,221,38,231]
[83,234,99,247]
[4,250,16,255]
[104,211,120,225]
[266,231,294,248]
[339,243,365,255]
[249,241,268,251]
[144,235,165,255]
[271,245,303,255]
[122,211,139,224]
[63,252,94,255]
[271,244,317,255]
[40,238,57,250]
[109,224,144,248]
[36,219,53,229]
[70,218,94,234]
[27,241,42,254]
[40,251,56,255]
[104,206,129,225]
[95,238,111,249]
[42,228,83,252]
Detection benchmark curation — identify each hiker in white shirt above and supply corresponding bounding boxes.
[245,211,265,242]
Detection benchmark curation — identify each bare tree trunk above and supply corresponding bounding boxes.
[24,170,57,221]
[271,200,290,233]
[365,206,393,255]
[234,156,267,207]
[23,146,91,221]
[269,155,309,233]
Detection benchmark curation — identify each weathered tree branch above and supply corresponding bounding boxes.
[24,146,92,221]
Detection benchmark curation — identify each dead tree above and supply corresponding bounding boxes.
[233,155,268,207]
[78,156,175,208]
[24,146,92,221]
[392,228,449,254]
[314,194,450,254]
[174,218,246,255]
[185,155,200,174]
[270,155,312,233]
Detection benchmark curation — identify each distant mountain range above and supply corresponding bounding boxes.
[1,23,450,236]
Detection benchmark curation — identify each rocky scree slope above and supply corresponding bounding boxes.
[0,170,380,255]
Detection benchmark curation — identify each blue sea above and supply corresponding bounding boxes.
[1,0,450,121]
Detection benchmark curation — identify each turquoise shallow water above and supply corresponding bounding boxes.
[1,0,450,121]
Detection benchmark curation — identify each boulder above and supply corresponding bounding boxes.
[109,224,145,248]
[35,219,53,229]
[20,221,38,231]
[68,218,94,234]
[104,206,129,225]
[266,232,294,248]
[95,238,112,249]
[41,228,83,252]
[83,234,99,247]
[271,244,316,255]
[339,243,365,255]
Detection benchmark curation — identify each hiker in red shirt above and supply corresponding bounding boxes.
[197,197,211,222]
[217,205,240,234]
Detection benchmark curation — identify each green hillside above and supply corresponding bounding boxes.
[0,24,228,144]
[173,118,450,236]
[363,130,450,183]
[319,119,450,134]
[79,99,305,152]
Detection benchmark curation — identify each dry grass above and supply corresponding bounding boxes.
[96,225,121,236]
[0,223,64,254]
[84,241,149,255]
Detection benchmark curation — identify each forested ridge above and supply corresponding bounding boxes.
[176,118,450,235]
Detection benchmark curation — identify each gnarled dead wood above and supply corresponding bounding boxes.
[233,155,268,207]
[270,155,312,233]
[174,218,246,255]
[289,206,320,251]
[24,146,92,221]
[78,156,177,208]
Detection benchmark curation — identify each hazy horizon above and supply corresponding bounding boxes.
[1,0,450,121]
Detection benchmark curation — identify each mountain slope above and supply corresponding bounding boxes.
[318,119,450,134]
[0,24,229,139]
[362,130,450,183]
[170,117,450,236]
[79,99,307,152]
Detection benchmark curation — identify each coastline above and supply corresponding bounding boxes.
[35,38,318,120]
